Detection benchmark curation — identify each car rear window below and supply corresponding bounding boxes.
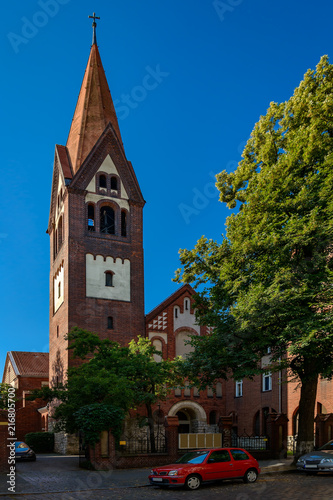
[16,443,29,449]
[230,449,249,461]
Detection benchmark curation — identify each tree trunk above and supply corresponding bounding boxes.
[146,404,156,453]
[295,374,318,459]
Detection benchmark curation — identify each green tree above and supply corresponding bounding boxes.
[175,55,333,457]
[128,336,183,452]
[31,328,183,449]
[0,383,12,410]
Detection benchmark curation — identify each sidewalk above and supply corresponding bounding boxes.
[0,455,296,496]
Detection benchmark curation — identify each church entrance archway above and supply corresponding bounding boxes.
[168,401,207,434]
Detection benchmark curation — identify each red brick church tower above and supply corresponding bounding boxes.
[47,18,145,387]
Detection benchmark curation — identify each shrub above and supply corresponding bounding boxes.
[25,432,54,453]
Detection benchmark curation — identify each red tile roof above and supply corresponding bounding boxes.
[66,43,123,174]
[9,352,49,378]
[56,144,73,179]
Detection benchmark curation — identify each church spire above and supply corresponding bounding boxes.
[88,12,100,46]
[66,17,123,174]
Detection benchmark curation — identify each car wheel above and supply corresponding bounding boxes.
[185,474,202,490]
[243,468,258,483]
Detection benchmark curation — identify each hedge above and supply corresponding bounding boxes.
[24,432,54,453]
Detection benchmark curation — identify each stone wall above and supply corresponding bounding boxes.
[54,431,79,454]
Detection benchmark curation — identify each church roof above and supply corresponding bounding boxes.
[66,42,123,174]
[6,352,49,378]
[146,284,195,321]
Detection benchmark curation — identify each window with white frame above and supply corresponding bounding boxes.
[235,380,243,397]
[263,372,272,391]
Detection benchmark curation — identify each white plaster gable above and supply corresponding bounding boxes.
[85,154,129,200]
[173,308,200,334]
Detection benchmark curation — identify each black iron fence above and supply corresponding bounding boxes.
[231,431,269,450]
[119,428,167,455]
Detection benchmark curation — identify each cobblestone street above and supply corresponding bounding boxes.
[0,456,332,500]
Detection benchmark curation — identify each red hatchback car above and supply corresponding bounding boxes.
[149,448,260,490]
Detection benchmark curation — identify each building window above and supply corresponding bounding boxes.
[263,372,272,392]
[58,282,61,298]
[100,206,115,234]
[111,176,118,190]
[99,174,107,188]
[207,386,213,398]
[87,204,95,231]
[58,216,63,249]
[121,210,127,237]
[209,411,217,425]
[57,325,59,338]
[174,307,179,318]
[216,382,222,398]
[105,271,113,287]
[184,382,191,397]
[235,380,243,397]
[54,229,58,258]
[184,299,189,310]
[107,316,113,329]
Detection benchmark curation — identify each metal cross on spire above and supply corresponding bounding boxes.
[88,12,100,45]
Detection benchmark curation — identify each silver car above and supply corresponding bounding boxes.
[296,440,333,473]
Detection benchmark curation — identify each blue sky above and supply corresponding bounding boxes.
[1,0,333,373]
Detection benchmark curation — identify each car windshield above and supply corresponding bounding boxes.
[318,440,333,451]
[176,451,209,464]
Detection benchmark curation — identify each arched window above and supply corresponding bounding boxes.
[111,176,118,190]
[87,204,95,231]
[121,211,127,237]
[254,411,260,435]
[209,411,217,425]
[152,339,162,362]
[105,271,113,287]
[100,206,115,234]
[216,382,222,398]
[99,174,107,188]
[58,217,63,249]
[107,316,113,329]
[54,229,58,258]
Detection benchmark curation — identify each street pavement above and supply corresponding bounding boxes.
[1,455,333,500]
[0,454,296,497]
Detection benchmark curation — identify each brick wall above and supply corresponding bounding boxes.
[0,420,9,474]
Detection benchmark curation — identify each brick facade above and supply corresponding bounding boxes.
[2,352,48,441]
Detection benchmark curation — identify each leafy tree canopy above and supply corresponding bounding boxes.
[175,56,333,453]
[31,328,183,445]
[0,383,13,410]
